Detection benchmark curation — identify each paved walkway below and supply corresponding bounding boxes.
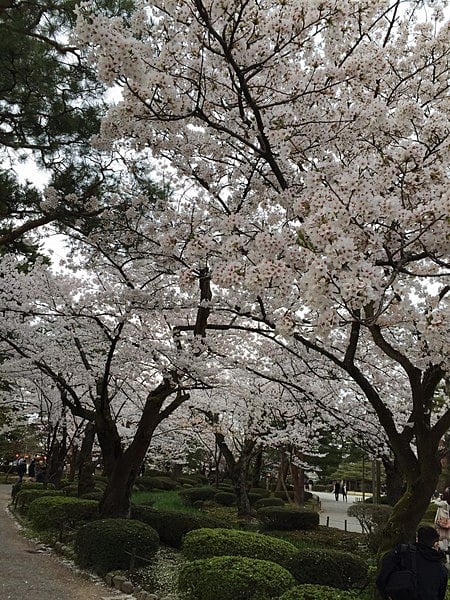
[314,491,363,533]
[0,484,129,600]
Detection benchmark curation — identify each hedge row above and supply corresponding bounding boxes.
[182,528,298,572]
[182,528,368,590]
[179,555,296,600]
[74,518,159,575]
[28,496,99,530]
[131,504,230,548]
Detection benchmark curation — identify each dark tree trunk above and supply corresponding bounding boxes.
[291,463,305,505]
[77,422,96,497]
[382,454,405,506]
[275,450,289,492]
[215,433,255,517]
[98,380,186,518]
[380,453,441,555]
[45,425,68,486]
[251,446,263,488]
[67,444,79,482]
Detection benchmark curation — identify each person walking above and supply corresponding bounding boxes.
[341,480,347,502]
[435,488,450,561]
[16,457,27,482]
[333,480,340,501]
[28,458,36,480]
[376,525,448,600]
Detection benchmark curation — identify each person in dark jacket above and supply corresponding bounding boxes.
[376,525,448,600]
[16,458,27,482]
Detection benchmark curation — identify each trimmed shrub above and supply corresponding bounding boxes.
[250,488,270,498]
[180,486,216,505]
[74,518,159,575]
[178,555,296,600]
[289,548,368,590]
[80,491,104,501]
[12,481,52,500]
[177,476,200,486]
[60,483,79,496]
[254,497,285,508]
[15,488,63,512]
[217,483,234,492]
[214,491,236,506]
[347,503,392,553]
[274,491,312,502]
[257,507,319,531]
[279,584,364,600]
[131,505,230,548]
[134,476,178,491]
[182,528,299,571]
[28,496,99,530]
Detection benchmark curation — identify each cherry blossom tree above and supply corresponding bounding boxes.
[76,0,450,551]
[0,245,216,516]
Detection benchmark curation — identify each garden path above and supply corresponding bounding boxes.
[0,484,130,600]
[314,490,363,533]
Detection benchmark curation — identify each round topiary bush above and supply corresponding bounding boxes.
[74,518,159,575]
[134,475,178,491]
[60,483,80,496]
[289,548,368,590]
[279,584,364,600]
[131,505,230,548]
[257,506,319,531]
[182,528,299,571]
[179,555,296,600]
[28,496,99,530]
[214,491,236,506]
[15,488,64,512]
[180,486,216,505]
[80,491,104,501]
[254,497,285,508]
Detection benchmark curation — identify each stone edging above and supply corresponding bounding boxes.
[52,541,157,600]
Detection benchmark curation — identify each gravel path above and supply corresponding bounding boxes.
[0,484,130,600]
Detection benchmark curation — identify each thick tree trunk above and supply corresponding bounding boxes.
[378,452,442,556]
[45,425,68,486]
[77,422,96,497]
[275,450,289,492]
[215,433,254,517]
[99,448,142,518]
[98,379,184,518]
[231,461,253,517]
[382,454,405,506]
[251,447,263,488]
[291,463,305,505]
[67,444,79,482]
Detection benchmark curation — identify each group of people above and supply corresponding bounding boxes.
[332,479,347,501]
[376,488,450,600]
[15,457,46,483]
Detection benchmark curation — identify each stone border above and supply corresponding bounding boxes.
[52,540,158,599]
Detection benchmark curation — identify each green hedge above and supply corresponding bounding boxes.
[279,584,365,600]
[257,507,319,531]
[28,496,99,530]
[131,505,230,548]
[180,486,216,505]
[134,475,178,491]
[15,488,63,512]
[74,518,159,575]
[182,528,299,571]
[290,548,368,590]
[254,497,285,508]
[214,491,236,506]
[179,555,296,600]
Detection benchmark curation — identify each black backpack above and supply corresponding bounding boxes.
[385,543,418,600]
